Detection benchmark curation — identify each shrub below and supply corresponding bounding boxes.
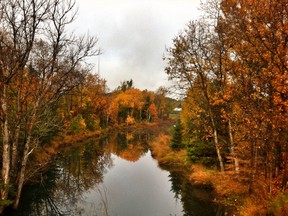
[69,114,86,133]
[186,140,217,167]
[84,114,100,131]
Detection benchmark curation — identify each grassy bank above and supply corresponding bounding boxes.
[148,132,244,213]
[148,131,288,215]
[149,133,187,166]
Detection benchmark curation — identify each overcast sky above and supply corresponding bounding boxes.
[73,0,202,91]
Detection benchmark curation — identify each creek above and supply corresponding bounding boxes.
[6,129,227,216]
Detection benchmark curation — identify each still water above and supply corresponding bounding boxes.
[7,130,225,216]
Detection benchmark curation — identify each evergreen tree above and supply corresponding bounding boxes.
[170,121,183,151]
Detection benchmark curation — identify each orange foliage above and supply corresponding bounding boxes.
[165,0,288,214]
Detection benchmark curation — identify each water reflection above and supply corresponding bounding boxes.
[6,130,226,216]
[103,130,149,162]
[168,170,226,216]
[6,138,113,216]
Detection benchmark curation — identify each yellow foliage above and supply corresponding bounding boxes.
[79,118,86,128]
[126,115,135,125]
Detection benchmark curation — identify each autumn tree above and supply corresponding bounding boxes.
[155,86,168,119]
[0,0,100,210]
[147,103,158,122]
[104,93,119,126]
[165,0,288,202]
[220,0,288,193]
[114,88,145,124]
[60,73,107,131]
[164,19,226,172]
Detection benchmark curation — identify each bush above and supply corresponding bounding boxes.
[186,140,217,167]
[84,114,100,131]
[69,114,86,133]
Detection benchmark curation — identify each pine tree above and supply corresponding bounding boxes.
[170,121,183,151]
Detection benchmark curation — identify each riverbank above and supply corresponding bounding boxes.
[34,120,174,166]
[148,133,243,214]
[33,120,287,215]
[148,131,288,216]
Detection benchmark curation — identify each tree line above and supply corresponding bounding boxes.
[165,0,288,200]
[63,77,174,133]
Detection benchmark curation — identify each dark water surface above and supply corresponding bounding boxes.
[7,130,226,216]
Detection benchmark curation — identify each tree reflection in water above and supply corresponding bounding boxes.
[168,169,228,216]
[5,138,113,216]
[5,129,227,216]
[104,130,150,162]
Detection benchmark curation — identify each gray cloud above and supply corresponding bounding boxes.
[73,0,201,91]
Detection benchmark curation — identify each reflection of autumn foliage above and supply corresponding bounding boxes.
[118,144,146,162]
[103,131,150,162]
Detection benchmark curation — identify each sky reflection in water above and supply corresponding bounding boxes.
[83,152,183,216]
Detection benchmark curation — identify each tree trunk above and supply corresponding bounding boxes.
[1,85,11,201]
[213,125,225,173]
[249,140,258,193]
[199,72,225,173]
[210,114,225,173]
[282,143,288,191]
[13,134,34,209]
[228,119,239,173]
[13,102,38,209]
[106,115,109,126]
[11,125,21,172]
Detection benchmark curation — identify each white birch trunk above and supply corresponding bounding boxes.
[13,101,38,208]
[211,117,225,173]
[228,119,239,173]
[1,85,10,201]
[13,135,34,208]
[11,125,21,172]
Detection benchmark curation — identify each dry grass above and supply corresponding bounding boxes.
[189,164,253,213]
[149,133,187,166]
[212,173,249,197]
[189,164,248,195]
[239,196,267,216]
[189,164,214,185]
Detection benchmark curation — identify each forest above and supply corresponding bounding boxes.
[164,0,288,214]
[0,0,287,215]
